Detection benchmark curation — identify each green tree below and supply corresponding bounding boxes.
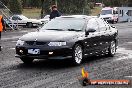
[128,0,132,6]
[40,0,91,15]
[8,0,22,14]
[0,0,8,6]
[57,0,91,15]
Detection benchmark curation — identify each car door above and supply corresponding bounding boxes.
[11,15,21,26]
[85,18,101,55]
[96,18,111,51]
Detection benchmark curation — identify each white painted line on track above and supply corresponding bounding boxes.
[124,76,132,78]
[11,41,17,43]
[127,42,132,44]
[114,48,132,61]
[10,48,15,50]
[2,36,21,40]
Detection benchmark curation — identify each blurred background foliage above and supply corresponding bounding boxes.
[0,0,132,18]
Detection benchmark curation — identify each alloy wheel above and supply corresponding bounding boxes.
[73,44,83,65]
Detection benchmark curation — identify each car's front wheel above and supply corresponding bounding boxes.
[108,41,116,57]
[26,22,33,28]
[20,57,34,64]
[72,44,83,65]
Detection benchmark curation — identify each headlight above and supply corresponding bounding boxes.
[48,42,66,46]
[16,40,25,46]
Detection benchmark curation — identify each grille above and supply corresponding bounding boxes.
[103,17,110,20]
[25,41,46,45]
[26,41,34,45]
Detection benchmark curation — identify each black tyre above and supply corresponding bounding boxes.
[108,41,116,57]
[116,18,118,23]
[72,44,83,65]
[20,57,34,64]
[111,20,114,24]
[26,22,33,28]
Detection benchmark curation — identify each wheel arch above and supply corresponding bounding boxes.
[74,41,85,50]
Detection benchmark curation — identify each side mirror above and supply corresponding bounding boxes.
[111,26,116,28]
[86,28,96,35]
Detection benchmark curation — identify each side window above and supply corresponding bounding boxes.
[113,10,118,14]
[96,18,106,31]
[12,16,21,20]
[87,18,99,32]
[12,16,19,20]
[119,10,123,17]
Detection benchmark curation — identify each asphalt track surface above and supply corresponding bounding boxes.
[1,23,132,88]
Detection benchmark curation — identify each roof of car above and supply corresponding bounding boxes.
[56,15,97,19]
[102,7,113,10]
[12,14,24,16]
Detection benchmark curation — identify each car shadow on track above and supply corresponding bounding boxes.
[16,55,112,70]
[18,59,76,69]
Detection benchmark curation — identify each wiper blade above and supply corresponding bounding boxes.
[68,29,81,31]
[46,29,63,31]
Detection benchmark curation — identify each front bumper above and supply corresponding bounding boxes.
[15,46,73,60]
[103,17,113,21]
[15,54,72,60]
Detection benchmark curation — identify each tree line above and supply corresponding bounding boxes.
[0,0,132,15]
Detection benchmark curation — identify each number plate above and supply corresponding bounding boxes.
[28,49,40,54]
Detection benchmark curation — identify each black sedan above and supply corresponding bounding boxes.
[15,15,118,65]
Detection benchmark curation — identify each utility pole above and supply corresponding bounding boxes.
[41,0,44,18]
[55,0,57,6]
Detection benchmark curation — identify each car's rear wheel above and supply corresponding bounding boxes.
[20,57,34,64]
[26,22,33,28]
[108,41,116,57]
[72,44,83,65]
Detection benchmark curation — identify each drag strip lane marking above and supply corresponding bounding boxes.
[2,36,21,40]
[114,48,132,61]
[124,76,132,78]
[0,47,15,50]
[11,41,17,43]
[10,48,15,50]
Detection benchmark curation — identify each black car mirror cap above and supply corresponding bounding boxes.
[85,28,96,35]
[88,28,96,32]
[111,26,116,28]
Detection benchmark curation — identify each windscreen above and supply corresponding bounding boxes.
[101,10,112,15]
[40,18,85,31]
